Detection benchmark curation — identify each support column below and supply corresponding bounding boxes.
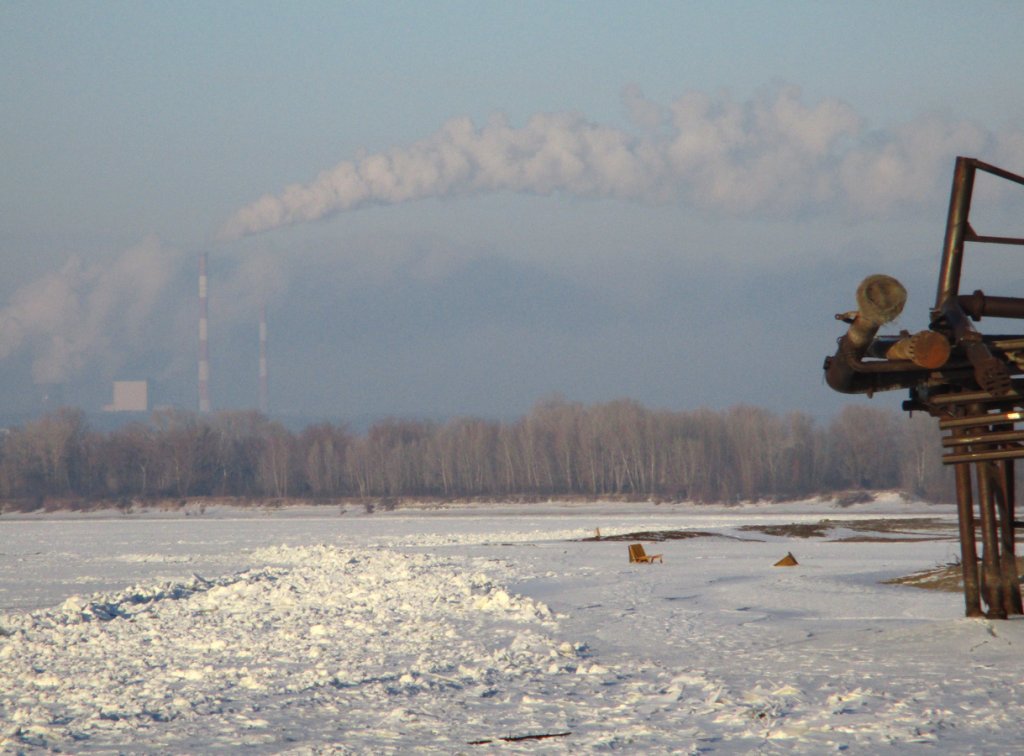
[995,459,1023,615]
[954,456,982,617]
[977,460,1007,618]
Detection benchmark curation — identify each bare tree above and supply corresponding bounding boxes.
[100,422,156,497]
[152,410,218,497]
[0,408,88,498]
[257,421,296,498]
[899,413,952,501]
[828,405,901,489]
[0,400,953,505]
[300,423,351,497]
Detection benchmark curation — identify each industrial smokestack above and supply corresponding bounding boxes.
[259,303,268,415]
[198,253,210,413]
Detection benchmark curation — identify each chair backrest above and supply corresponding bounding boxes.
[628,543,646,562]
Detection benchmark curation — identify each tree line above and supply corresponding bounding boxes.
[0,398,953,507]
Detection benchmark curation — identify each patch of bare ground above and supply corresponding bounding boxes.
[738,522,830,538]
[838,517,953,533]
[739,518,955,541]
[580,530,756,542]
[834,535,957,543]
[884,557,1024,593]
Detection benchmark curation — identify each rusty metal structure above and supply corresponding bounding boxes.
[824,156,1024,618]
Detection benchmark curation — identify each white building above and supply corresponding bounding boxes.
[103,380,148,412]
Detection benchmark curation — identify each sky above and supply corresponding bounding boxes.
[2,1,1024,425]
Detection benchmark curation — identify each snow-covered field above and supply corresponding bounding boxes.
[2,496,1023,753]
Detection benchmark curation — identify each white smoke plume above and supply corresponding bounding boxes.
[0,237,181,385]
[218,85,1024,241]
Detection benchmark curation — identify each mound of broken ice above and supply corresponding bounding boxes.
[0,544,586,751]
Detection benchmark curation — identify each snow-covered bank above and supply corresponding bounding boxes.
[0,492,951,521]
[3,502,1023,752]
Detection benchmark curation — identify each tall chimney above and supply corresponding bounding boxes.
[198,253,211,413]
[259,303,268,415]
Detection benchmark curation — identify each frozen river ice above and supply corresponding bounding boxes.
[3,498,1024,753]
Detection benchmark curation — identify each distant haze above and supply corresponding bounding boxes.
[2,3,1023,421]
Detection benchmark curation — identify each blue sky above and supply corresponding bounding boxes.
[2,1,1024,422]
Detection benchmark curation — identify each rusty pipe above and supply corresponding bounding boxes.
[825,274,908,393]
[935,156,976,309]
[883,330,951,369]
[937,298,1013,395]
[959,291,1024,321]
